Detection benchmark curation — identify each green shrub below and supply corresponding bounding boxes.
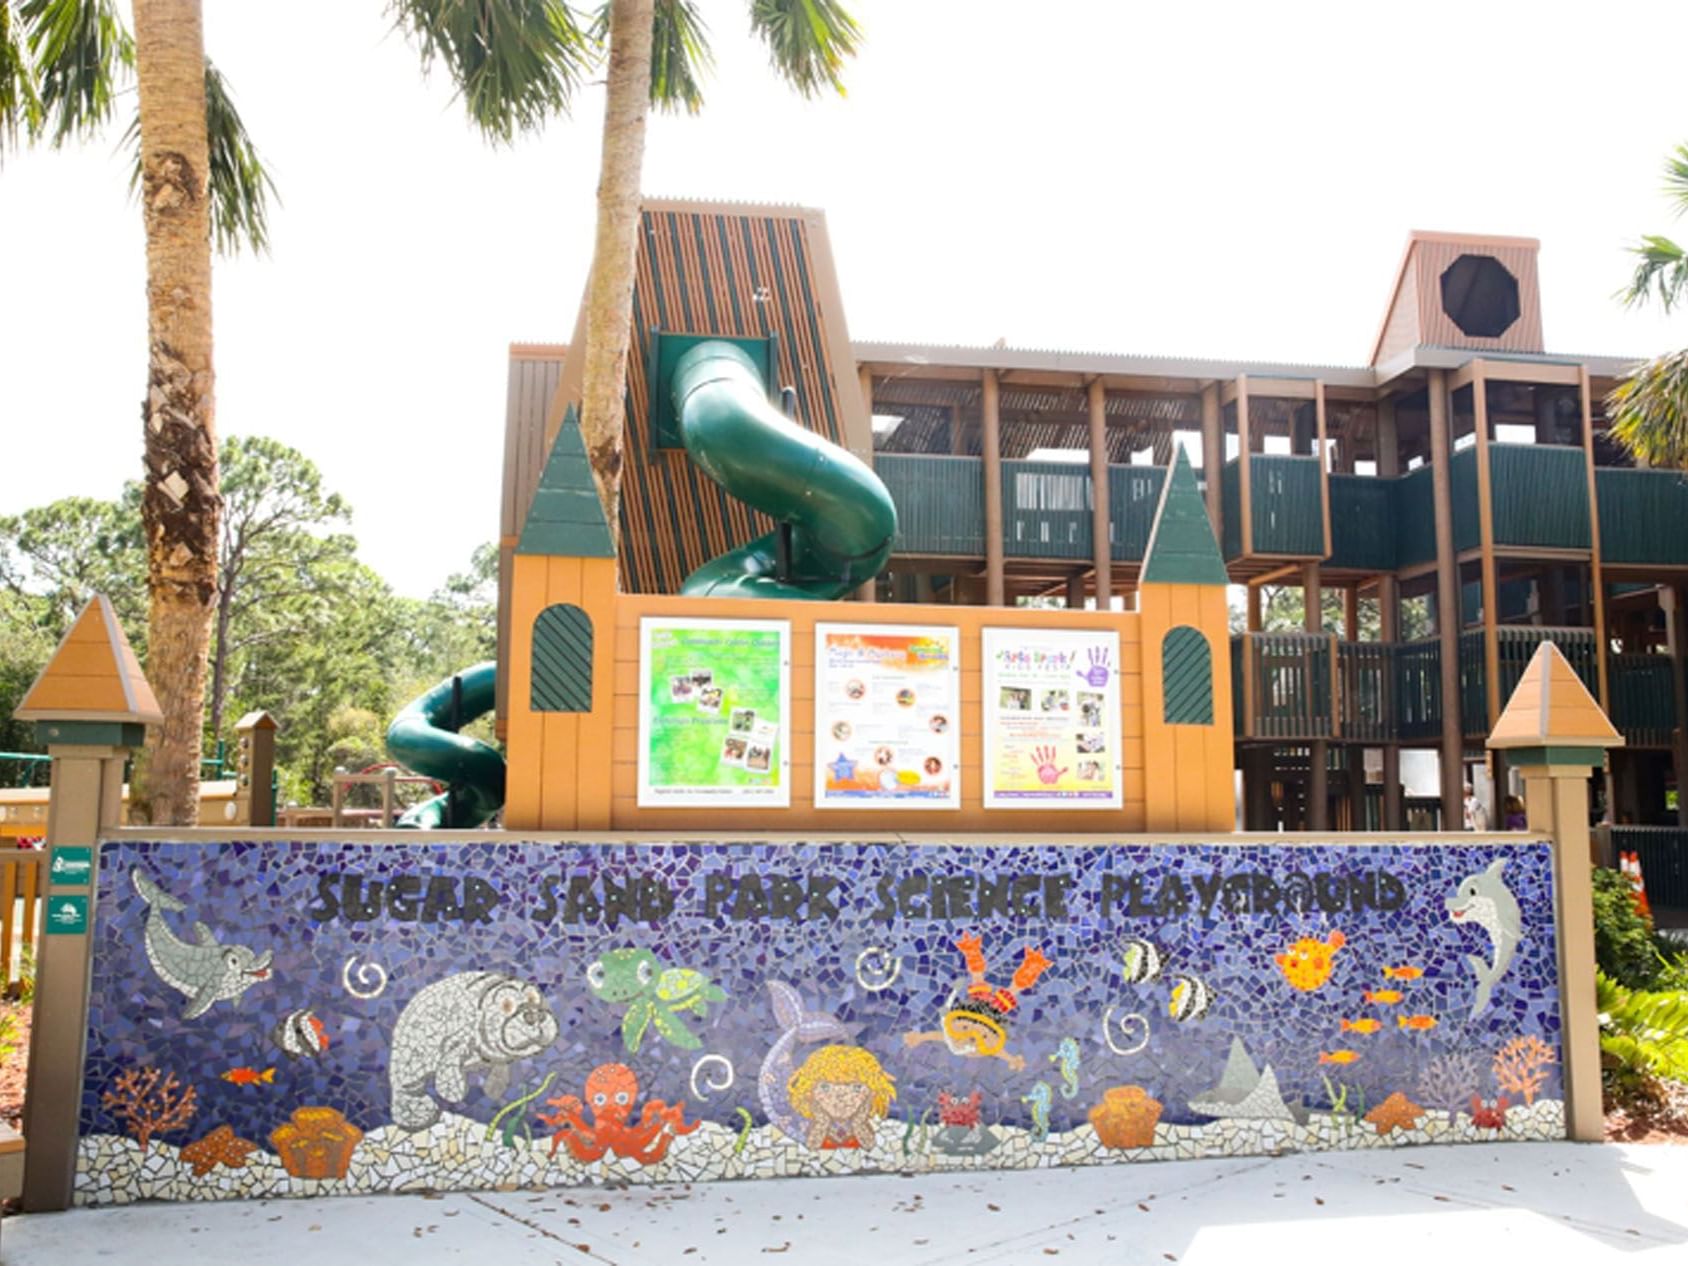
[1597,970,1688,1098]
[1592,866,1667,988]
[1,946,34,1006]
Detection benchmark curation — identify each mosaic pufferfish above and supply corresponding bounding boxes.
[1274,930,1347,992]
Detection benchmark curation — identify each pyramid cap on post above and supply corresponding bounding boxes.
[1487,640,1621,758]
[1141,446,1227,586]
[235,710,278,732]
[14,595,162,726]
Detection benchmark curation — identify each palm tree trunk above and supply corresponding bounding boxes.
[578,0,656,554]
[127,0,221,826]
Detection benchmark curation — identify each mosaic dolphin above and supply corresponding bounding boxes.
[1446,858,1521,1017]
[758,981,852,1142]
[131,868,272,1020]
[388,970,559,1131]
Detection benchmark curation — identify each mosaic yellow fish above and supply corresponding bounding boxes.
[1274,930,1346,992]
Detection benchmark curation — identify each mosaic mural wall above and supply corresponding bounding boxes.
[75,837,1565,1204]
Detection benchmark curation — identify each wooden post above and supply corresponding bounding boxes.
[1379,573,1404,830]
[1580,368,1609,708]
[1427,368,1466,820]
[1472,363,1502,733]
[1065,571,1085,610]
[232,710,276,828]
[982,369,1005,607]
[854,364,880,603]
[1304,561,1329,829]
[1201,383,1223,544]
[1237,376,1254,557]
[1669,583,1688,828]
[1488,640,1623,1143]
[1088,378,1112,610]
[382,766,397,827]
[1315,381,1332,556]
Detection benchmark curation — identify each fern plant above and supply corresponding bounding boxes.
[1597,970,1688,1096]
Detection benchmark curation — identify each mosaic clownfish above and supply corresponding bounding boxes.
[1274,930,1346,992]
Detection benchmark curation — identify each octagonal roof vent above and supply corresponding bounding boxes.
[1439,254,1521,338]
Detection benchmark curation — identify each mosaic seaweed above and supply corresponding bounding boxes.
[74,837,1567,1204]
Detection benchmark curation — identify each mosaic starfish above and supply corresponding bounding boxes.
[1364,1091,1426,1136]
[178,1124,257,1177]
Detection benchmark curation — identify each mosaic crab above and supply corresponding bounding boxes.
[586,948,727,1053]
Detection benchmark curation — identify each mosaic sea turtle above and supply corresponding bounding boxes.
[586,948,727,1053]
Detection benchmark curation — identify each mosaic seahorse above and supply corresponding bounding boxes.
[1021,1081,1052,1142]
[1051,1037,1080,1100]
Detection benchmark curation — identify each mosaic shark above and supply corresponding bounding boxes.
[131,868,273,1020]
[1446,858,1522,1018]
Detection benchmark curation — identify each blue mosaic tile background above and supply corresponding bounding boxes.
[80,838,1562,1145]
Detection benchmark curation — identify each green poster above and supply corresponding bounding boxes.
[637,617,790,806]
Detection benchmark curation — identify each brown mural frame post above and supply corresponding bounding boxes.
[11,595,160,1210]
[1487,639,1623,1143]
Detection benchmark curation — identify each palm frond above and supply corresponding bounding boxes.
[1618,234,1688,311]
[120,60,279,257]
[1663,142,1688,218]
[389,0,594,143]
[650,0,711,113]
[748,0,860,99]
[1607,348,1688,470]
[201,60,278,256]
[0,0,45,154]
[20,0,131,146]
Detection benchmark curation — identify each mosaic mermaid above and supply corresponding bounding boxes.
[902,934,1053,1072]
[787,1044,898,1150]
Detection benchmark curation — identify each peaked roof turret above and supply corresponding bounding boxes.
[517,407,615,559]
[1141,447,1227,586]
[15,595,162,724]
[1488,641,1622,750]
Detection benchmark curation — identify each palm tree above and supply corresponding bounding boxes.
[1610,143,1688,469]
[388,0,864,541]
[4,0,276,822]
[576,0,862,545]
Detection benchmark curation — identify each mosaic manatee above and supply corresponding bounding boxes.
[131,868,272,1020]
[388,971,559,1131]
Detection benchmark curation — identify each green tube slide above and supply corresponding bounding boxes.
[385,661,506,829]
[671,340,897,599]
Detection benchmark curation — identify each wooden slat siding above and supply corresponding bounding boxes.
[1412,239,1545,355]
[592,208,856,596]
[605,595,1148,832]
[1374,260,1420,366]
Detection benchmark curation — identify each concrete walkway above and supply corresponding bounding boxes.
[5,1142,1687,1265]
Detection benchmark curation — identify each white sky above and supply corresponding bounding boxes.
[4,0,1687,598]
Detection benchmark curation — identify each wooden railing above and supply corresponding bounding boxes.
[1236,632,1334,739]
[0,848,43,982]
[1609,653,1676,749]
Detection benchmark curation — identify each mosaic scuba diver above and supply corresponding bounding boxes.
[903,933,1053,1071]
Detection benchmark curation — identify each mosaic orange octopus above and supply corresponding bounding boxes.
[538,1063,699,1164]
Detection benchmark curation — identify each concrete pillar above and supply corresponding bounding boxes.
[1427,369,1466,821]
[1088,379,1112,610]
[24,741,133,1210]
[982,370,1005,607]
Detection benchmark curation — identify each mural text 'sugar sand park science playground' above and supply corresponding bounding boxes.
[17,202,1619,1212]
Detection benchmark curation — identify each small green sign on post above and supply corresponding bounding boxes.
[49,846,92,886]
[44,894,88,936]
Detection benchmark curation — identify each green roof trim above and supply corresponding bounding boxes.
[1141,447,1227,585]
[517,407,616,559]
